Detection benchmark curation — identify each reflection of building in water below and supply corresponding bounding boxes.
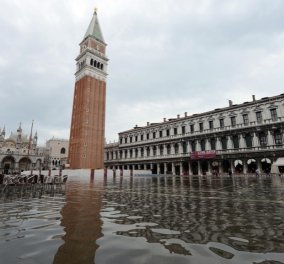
[103,176,284,253]
[105,94,284,175]
[0,124,44,174]
[53,178,103,264]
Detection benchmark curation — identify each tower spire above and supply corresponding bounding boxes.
[84,8,105,43]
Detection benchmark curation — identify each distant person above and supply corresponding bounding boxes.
[228,168,232,177]
[255,168,260,177]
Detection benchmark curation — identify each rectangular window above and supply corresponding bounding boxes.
[243,114,249,125]
[120,138,122,144]
[159,131,163,138]
[141,134,144,141]
[270,109,278,121]
[231,116,236,127]
[166,129,170,136]
[146,133,149,140]
[153,132,156,139]
[135,136,138,142]
[190,124,194,133]
[256,112,262,123]
[182,126,186,134]
[174,127,178,135]
[130,137,132,143]
[209,120,214,130]
[219,119,224,128]
[199,123,203,132]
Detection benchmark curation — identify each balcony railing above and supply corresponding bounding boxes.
[118,117,283,148]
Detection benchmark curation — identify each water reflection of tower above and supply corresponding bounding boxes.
[53,178,103,264]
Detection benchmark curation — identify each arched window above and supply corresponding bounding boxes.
[174,143,179,154]
[100,64,103,70]
[90,59,93,66]
[182,142,187,153]
[274,129,283,145]
[97,62,101,69]
[221,136,227,150]
[94,60,97,67]
[245,133,252,148]
[232,135,239,149]
[60,148,66,154]
[153,146,157,156]
[210,138,216,150]
[200,139,206,151]
[167,144,171,155]
[259,132,267,146]
[160,145,164,155]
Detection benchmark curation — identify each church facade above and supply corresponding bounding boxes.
[0,124,44,174]
[68,10,108,169]
[105,94,284,175]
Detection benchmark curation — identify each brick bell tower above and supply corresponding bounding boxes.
[69,9,108,169]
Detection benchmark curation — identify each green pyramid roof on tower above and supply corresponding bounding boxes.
[84,9,105,43]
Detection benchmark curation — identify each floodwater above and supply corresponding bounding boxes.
[0,175,284,264]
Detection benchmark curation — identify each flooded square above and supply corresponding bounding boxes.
[1,174,284,264]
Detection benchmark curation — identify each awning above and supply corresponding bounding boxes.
[247,159,256,164]
[272,158,284,166]
[261,158,271,164]
[234,160,243,166]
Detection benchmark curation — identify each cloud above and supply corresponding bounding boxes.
[0,0,284,145]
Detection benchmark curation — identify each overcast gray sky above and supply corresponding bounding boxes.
[1,0,284,145]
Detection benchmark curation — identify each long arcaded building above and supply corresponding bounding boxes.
[105,94,284,175]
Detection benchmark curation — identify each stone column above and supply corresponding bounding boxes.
[157,146,160,156]
[208,161,212,175]
[216,137,222,150]
[179,143,183,154]
[170,144,174,155]
[150,146,153,157]
[205,139,211,151]
[239,134,246,149]
[257,159,261,172]
[197,161,202,175]
[227,136,233,150]
[157,163,160,174]
[196,140,201,151]
[267,130,274,147]
[164,163,167,175]
[188,161,192,175]
[219,161,224,174]
[230,160,234,173]
[252,132,259,148]
[243,160,248,174]
[188,141,192,153]
[172,163,176,175]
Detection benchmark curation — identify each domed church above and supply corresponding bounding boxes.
[0,124,44,174]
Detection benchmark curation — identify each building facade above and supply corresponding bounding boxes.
[69,9,108,169]
[105,94,284,175]
[0,124,44,174]
[46,138,69,169]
